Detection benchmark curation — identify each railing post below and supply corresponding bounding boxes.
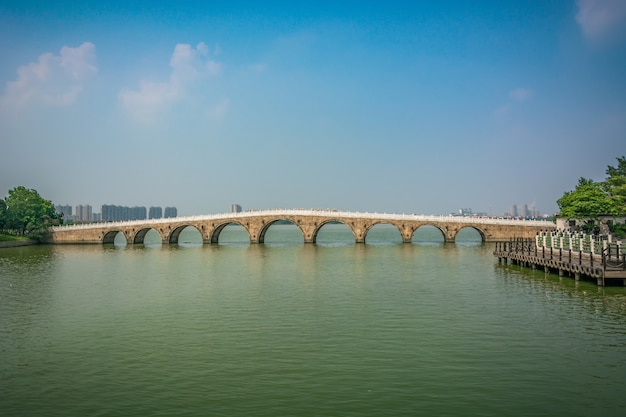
[568,249,571,264]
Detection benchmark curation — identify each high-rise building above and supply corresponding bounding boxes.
[149,206,163,219]
[231,204,242,213]
[510,204,518,218]
[101,205,147,221]
[164,207,177,218]
[75,204,92,222]
[130,206,147,220]
[55,205,72,218]
[521,204,529,218]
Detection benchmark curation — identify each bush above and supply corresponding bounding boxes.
[609,223,626,238]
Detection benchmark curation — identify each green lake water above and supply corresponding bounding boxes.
[1,224,625,416]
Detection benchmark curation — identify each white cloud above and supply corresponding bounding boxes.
[576,0,626,39]
[119,42,221,123]
[0,42,97,108]
[509,88,534,102]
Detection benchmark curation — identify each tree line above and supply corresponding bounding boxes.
[0,186,60,240]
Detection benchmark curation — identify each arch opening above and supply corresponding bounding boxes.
[170,225,203,247]
[134,228,162,248]
[315,221,355,247]
[103,231,127,247]
[412,225,445,246]
[212,222,250,246]
[454,227,484,246]
[365,223,402,246]
[260,220,304,246]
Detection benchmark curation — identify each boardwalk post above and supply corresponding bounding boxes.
[568,249,572,264]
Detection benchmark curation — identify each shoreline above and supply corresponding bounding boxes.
[0,240,39,249]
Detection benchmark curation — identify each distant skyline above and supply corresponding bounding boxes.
[54,201,543,218]
[2,1,625,216]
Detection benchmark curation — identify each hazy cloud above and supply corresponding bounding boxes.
[509,88,534,102]
[576,0,626,39]
[119,42,221,123]
[210,98,231,121]
[495,88,534,116]
[248,63,268,73]
[0,42,97,108]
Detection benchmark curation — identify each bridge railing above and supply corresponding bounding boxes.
[50,208,555,232]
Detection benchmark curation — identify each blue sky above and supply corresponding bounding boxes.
[1,1,625,216]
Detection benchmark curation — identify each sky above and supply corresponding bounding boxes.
[1,0,625,217]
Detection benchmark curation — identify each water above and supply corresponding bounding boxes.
[1,224,625,416]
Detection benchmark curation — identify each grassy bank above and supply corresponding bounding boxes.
[0,234,30,242]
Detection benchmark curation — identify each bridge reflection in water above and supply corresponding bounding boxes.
[47,209,555,246]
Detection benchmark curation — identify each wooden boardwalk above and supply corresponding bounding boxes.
[493,239,626,286]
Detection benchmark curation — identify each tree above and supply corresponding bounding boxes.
[2,186,60,239]
[0,198,6,231]
[605,156,626,214]
[557,157,626,219]
[557,177,617,218]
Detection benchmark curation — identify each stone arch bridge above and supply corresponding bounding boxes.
[46,209,555,245]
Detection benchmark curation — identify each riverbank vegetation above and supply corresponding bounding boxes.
[557,157,626,236]
[557,156,626,218]
[0,186,60,241]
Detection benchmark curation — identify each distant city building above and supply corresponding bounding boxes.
[101,205,147,221]
[452,208,487,217]
[55,205,72,219]
[231,204,242,213]
[164,207,177,218]
[507,203,541,218]
[75,204,92,222]
[521,204,529,218]
[149,206,163,219]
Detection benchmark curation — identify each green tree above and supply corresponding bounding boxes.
[2,186,60,239]
[0,198,6,231]
[557,177,617,218]
[605,156,626,214]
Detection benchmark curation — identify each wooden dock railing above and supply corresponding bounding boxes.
[493,233,626,286]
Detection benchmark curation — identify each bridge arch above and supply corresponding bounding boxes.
[210,221,251,244]
[312,220,356,244]
[453,226,485,243]
[411,224,446,244]
[133,227,165,244]
[168,224,203,244]
[102,230,128,245]
[364,222,403,244]
[257,219,305,244]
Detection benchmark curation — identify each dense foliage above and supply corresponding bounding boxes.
[557,157,626,218]
[0,186,60,240]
